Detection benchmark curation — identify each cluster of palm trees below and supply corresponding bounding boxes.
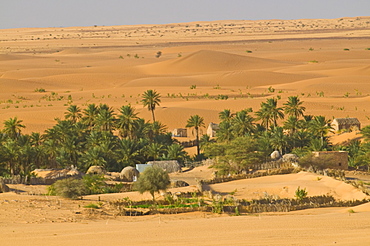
[203,96,334,170]
[0,90,189,176]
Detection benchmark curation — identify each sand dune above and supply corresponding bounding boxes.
[139,50,293,75]
[209,171,368,201]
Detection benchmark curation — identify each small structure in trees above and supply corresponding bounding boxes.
[120,166,140,182]
[331,118,360,132]
[312,151,348,170]
[172,128,187,137]
[206,122,220,138]
[86,166,106,175]
[147,160,181,173]
[136,164,152,173]
[270,150,281,161]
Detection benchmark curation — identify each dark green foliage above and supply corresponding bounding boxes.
[134,166,170,200]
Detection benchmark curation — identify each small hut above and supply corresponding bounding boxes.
[86,166,106,175]
[331,118,360,132]
[172,128,187,137]
[207,122,220,138]
[136,164,152,173]
[312,151,348,170]
[147,160,181,173]
[120,166,140,182]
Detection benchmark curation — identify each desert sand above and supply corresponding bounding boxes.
[1,169,370,245]
[2,16,370,245]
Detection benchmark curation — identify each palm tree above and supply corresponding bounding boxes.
[64,105,82,123]
[284,96,305,119]
[309,116,333,145]
[3,117,25,139]
[186,115,205,156]
[216,121,234,142]
[231,110,255,136]
[117,105,139,139]
[82,103,98,129]
[283,116,299,136]
[95,107,116,132]
[270,126,288,154]
[145,142,166,160]
[80,146,107,171]
[116,139,143,167]
[141,89,161,122]
[163,143,188,163]
[256,98,284,129]
[219,109,234,123]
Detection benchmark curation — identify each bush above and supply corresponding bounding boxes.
[295,186,308,201]
[48,178,86,199]
[134,166,170,200]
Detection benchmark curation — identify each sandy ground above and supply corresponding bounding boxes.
[1,17,370,141]
[2,16,370,245]
[1,170,370,245]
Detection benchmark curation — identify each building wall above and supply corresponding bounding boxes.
[312,151,348,170]
[331,119,360,132]
[172,128,187,137]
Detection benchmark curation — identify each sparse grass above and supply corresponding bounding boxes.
[190,85,197,89]
[309,60,319,63]
[245,50,252,53]
[348,209,355,214]
[343,48,350,51]
[34,88,46,93]
[84,203,100,209]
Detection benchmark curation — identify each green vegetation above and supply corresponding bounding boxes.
[48,175,124,199]
[186,115,205,157]
[245,50,252,53]
[343,48,350,51]
[141,89,161,122]
[295,186,308,201]
[34,88,46,93]
[0,89,192,177]
[309,60,318,63]
[84,203,101,209]
[48,178,86,199]
[134,166,170,200]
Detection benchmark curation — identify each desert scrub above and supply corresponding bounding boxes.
[295,186,308,201]
[84,203,101,209]
[48,178,86,199]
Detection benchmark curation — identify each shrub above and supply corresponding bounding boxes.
[155,51,162,58]
[343,48,350,51]
[48,178,86,199]
[34,88,46,92]
[295,186,308,201]
[84,203,100,209]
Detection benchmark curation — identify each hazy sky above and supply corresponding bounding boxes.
[1,0,369,29]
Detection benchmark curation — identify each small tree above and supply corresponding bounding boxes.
[134,166,170,200]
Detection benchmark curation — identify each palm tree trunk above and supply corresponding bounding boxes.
[151,109,156,122]
[195,127,200,156]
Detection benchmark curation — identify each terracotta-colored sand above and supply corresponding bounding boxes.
[1,17,370,245]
